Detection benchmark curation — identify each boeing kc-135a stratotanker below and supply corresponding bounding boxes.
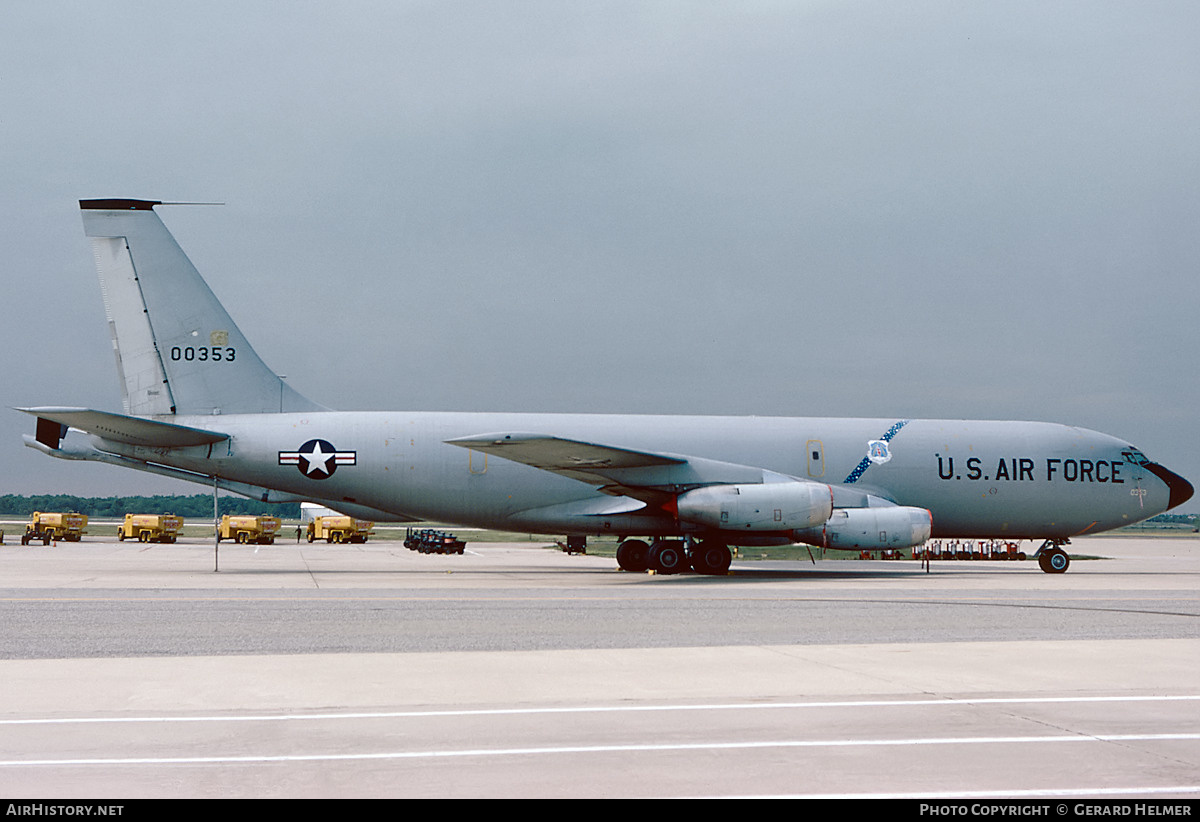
[18,199,1194,574]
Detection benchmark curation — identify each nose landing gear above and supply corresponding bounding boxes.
[1035,539,1071,574]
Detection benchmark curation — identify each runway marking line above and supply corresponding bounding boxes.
[1,732,1198,767]
[0,694,1196,725]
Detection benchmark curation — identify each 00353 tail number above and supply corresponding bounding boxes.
[170,346,236,363]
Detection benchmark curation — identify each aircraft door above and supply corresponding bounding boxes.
[806,440,825,478]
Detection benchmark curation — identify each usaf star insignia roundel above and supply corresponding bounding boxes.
[278,439,357,479]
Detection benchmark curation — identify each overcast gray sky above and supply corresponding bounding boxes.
[2,1,1198,506]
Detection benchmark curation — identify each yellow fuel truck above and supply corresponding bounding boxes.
[218,514,282,545]
[118,514,183,543]
[306,516,373,544]
[22,512,87,545]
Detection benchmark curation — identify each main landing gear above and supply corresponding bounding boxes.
[1034,538,1071,574]
[615,537,732,576]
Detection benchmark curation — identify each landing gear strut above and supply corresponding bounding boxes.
[1035,539,1071,574]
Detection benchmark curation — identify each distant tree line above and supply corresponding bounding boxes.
[1147,513,1197,524]
[0,494,301,520]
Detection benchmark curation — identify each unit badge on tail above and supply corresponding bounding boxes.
[279,439,356,479]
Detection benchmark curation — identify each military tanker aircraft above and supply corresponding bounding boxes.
[18,199,1193,574]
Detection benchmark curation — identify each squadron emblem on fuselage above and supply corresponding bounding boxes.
[867,439,892,465]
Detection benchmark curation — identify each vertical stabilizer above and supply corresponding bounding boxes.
[80,199,324,416]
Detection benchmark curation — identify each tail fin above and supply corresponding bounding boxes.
[80,199,325,416]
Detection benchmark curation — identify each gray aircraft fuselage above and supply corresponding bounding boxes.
[98,410,1176,540]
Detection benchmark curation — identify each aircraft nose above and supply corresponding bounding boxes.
[1144,463,1194,510]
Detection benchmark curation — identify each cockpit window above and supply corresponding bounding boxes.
[1121,448,1149,466]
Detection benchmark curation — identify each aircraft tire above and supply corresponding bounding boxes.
[1039,548,1070,574]
[616,539,650,573]
[648,541,685,575]
[691,542,731,575]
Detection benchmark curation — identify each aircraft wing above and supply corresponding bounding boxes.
[444,433,683,473]
[444,432,768,504]
[17,407,229,448]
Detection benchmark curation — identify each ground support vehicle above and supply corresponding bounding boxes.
[219,514,282,545]
[118,514,183,543]
[22,512,87,545]
[307,516,373,544]
[913,539,1028,562]
[404,528,466,554]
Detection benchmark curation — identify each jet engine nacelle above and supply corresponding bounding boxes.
[674,481,833,531]
[795,505,932,550]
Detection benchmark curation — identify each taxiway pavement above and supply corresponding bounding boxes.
[0,535,1196,798]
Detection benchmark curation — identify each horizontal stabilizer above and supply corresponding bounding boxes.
[17,407,229,448]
